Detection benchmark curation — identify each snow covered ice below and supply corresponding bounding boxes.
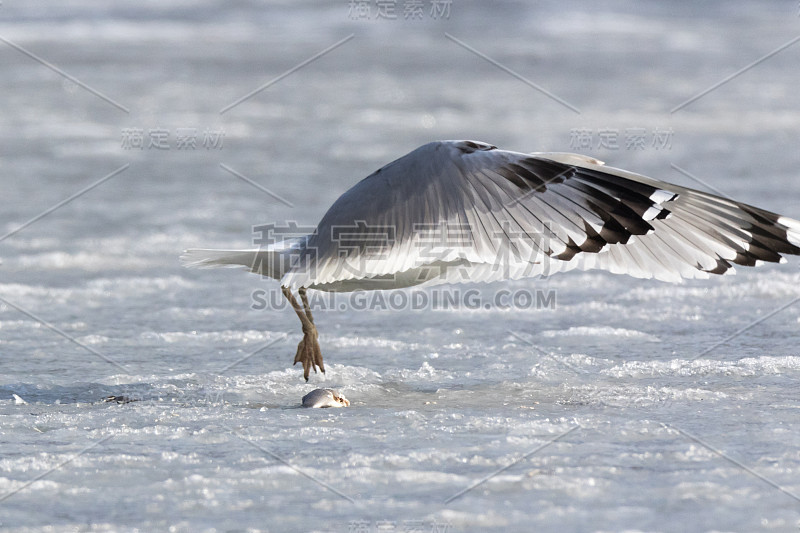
[2,1,800,532]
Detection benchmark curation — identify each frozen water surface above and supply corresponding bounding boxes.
[1,1,800,532]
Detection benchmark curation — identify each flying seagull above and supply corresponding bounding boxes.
[182,140,800,380]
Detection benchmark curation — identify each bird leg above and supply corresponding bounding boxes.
[282,286,324,381]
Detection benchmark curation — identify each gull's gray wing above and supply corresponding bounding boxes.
[281,140,800,290]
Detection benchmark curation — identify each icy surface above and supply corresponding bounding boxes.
[1,1,800,532]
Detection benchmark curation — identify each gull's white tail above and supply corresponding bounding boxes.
[180,248,284,280]
[180,249,257,268]
[181,236,307,281]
